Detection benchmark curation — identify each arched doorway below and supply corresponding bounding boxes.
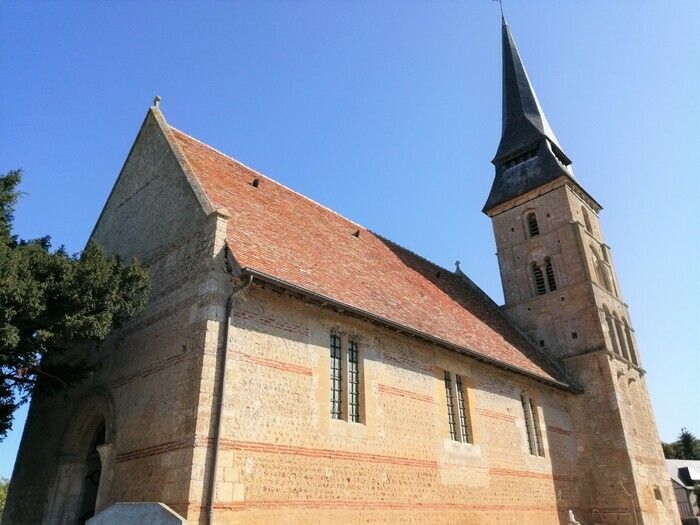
[45,389,116,524]
[77,421,106,523]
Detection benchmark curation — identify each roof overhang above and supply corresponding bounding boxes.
[237,266,579,393]
[484,174,602,217]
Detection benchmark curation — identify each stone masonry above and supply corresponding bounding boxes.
[3,16,680,525]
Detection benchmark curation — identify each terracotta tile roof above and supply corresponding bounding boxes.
[170,127,567,386]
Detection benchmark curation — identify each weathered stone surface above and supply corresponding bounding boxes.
[3,109,226,524]
[489,178,679,524]
[3,99,679,525]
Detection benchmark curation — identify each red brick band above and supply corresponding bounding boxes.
[207,500,557,512]
[234,310,309,338]
[594,507,636,514]
[476,408,516,422]
[116,438,192,463]
[234,351,312,376]
[217,438,438,469]
[116,436,575,483]
[111,353,190,388]
[378,384,436,404]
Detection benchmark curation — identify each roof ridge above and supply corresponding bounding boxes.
[171,125,475,288]
[375,233,456,277]
[169,126,365,230]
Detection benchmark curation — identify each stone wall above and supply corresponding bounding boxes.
[186,285,585,524]
[3,111,679,525]
[488,178,679,524]
[3,110,222,524]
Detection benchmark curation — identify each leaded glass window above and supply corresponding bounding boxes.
[348,341,360,423]
[455,375,471,443]
[521,394,536,455]
[444,371,456,440]
[521,393,543,456]
[330,334,342,419]
[529,397,544,456]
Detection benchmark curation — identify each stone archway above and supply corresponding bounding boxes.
[76,421,105,523]
[45,389,116,525]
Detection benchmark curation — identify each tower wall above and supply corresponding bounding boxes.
[487,178,679,524]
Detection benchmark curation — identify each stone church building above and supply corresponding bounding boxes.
[4,17,679,525]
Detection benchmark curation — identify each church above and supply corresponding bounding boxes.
[4,16,679,525]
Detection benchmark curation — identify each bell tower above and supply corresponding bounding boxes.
[483,16,679,524]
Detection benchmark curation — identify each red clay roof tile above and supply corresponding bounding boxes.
[170,127,566,386]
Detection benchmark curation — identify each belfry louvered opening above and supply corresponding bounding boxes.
[532,263,546,295]
[504,147,537,169]
[545,257,557,291]
[526,212,540,237]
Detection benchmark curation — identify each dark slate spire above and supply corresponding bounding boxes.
[483,17,587,213]
[495,16,568,163]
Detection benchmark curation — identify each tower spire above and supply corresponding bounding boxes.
[483,18,588,213]
[495,17,566,163]
[493,0,504,19]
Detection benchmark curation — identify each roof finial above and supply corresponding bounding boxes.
[455,260,461,272]
[493,0,504,19]
[153,95,162,108]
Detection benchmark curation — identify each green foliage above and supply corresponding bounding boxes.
[0,477,8,518]
[662,428,700,460]
[0,170,150,440]
[662,441,678,459]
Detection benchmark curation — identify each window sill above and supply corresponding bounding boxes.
[328,418,366,438]
[442,438,481,458]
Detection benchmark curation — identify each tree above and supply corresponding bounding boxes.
[662,427,700,460]
[0,477,8,518]
[0,169,150,440]
[677,428,700,460]
[662,441,678,459]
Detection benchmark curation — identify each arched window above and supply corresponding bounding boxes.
[581,206,592,232]
[614,317,630,360]
[526,212,539,237]
[604,309,620,355]
[625,324,639,366]
[591,246,611,292]
[545,257,557,291]
[532,263,546,295]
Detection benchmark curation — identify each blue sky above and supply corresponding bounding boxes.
[1,1,698,478]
